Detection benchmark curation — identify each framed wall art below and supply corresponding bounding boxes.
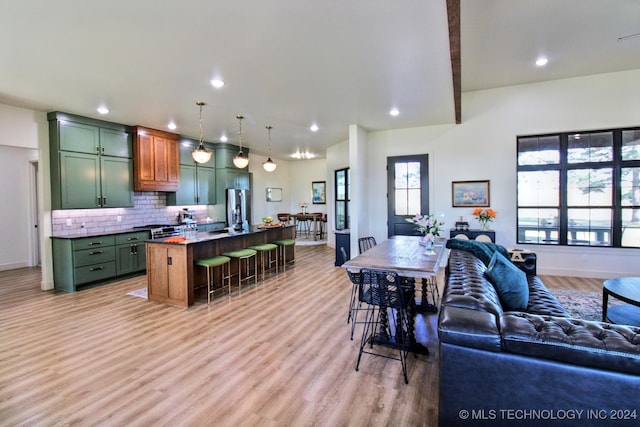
[266,187,283,202]
[312,181,326,204]
[452,180,490,207]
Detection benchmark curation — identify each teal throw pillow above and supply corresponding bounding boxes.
[485,251,529,310]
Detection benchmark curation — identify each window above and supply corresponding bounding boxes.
[335,168,350,230]
[517,128,640,248]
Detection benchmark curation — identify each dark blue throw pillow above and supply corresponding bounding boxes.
[485,251,529,310]
[445,238,509,266]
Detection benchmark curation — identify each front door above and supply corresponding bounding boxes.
[387,154,429,237]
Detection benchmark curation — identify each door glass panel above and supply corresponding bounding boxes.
[394,162,421,215]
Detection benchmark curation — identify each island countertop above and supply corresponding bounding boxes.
[145,224,295,306]
[148,225,292,245]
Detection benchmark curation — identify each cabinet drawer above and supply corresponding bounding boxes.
[115,231,149,245]
[72,236,115,251]
[74,262,116,285]
[73,246,116,267]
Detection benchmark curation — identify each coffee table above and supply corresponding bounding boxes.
[602,277,640,326]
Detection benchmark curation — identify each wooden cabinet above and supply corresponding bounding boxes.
[52,231,149,292]
[48,112,134,210]
[167,138,216,206]
[146,243,191,306]
[133,126,180,191]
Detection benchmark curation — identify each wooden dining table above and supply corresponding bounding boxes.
[341,235,447,354]
[292,213,323,240]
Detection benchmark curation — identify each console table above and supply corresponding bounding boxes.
[449,228,495,243]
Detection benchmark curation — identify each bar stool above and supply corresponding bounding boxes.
[222,248,258,289]
[275,239,296,271]
[194,255,231,304]
[248,243,278,280]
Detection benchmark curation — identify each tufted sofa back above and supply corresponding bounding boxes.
[443,249,503,317]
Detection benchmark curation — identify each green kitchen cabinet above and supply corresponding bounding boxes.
[48,112,134,210]
[115,232,148,275]
[167,138,216,206]
[215,168,251,204]
[52,230,149,292]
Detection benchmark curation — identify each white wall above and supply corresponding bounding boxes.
[0,104,52,287]
[360,69,640,278]
[246,153,291,223]
[0,145,38,270]
[287,158,328,215]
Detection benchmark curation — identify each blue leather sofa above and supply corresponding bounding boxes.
[438,248,640,427]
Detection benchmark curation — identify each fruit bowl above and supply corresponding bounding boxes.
[262,216,274,224]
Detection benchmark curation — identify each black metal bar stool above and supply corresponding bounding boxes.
[194,255,231,304]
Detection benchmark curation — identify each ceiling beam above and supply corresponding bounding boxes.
[447,0,461,124]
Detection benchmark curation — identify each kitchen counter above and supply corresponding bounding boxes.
[145,225,295,306]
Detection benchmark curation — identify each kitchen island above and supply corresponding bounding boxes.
[145,225,295,306]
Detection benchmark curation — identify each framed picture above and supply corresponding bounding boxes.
[452,180,490,207]
[312,181,326,204]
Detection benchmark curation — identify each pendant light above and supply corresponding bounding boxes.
[191,101,213,164]
[263,126,277,172]
[233,115,250,169]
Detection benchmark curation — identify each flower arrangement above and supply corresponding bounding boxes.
[299,201,308,214]
[406,213,444,241]
[473,208,496,229]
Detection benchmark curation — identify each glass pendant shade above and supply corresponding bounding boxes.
[192,101,213,164]
[233,152,249,168]
[192,145,212,164]
[262,125,277,172]
[263,158,277,172]
[233,115,249,169]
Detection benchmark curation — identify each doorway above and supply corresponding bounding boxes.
[386,154,429,237]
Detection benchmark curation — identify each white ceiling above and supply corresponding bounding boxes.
[1,0,639,159]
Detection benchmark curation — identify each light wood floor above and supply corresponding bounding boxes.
[0,246,600,426]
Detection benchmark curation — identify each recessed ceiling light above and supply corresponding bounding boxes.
[220,135,228,142]
[535,57,548,67]
[167,121,177,130]
[97,106,109,115]
[310,123,319,132]
[210,79,225,88]
[390,108,399,116]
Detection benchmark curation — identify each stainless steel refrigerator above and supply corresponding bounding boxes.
[226,189,251,231]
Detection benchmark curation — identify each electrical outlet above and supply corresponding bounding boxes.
[117,216,122,222]
[66,219,72,226]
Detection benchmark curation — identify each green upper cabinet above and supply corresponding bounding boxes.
[49,112,134,210]
[166,137,216,206]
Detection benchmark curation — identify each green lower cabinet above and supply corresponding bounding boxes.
[52,231,149,292]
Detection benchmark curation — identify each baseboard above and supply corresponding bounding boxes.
[0,261,29,272]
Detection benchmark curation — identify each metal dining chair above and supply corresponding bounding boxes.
[355,269,413,384]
